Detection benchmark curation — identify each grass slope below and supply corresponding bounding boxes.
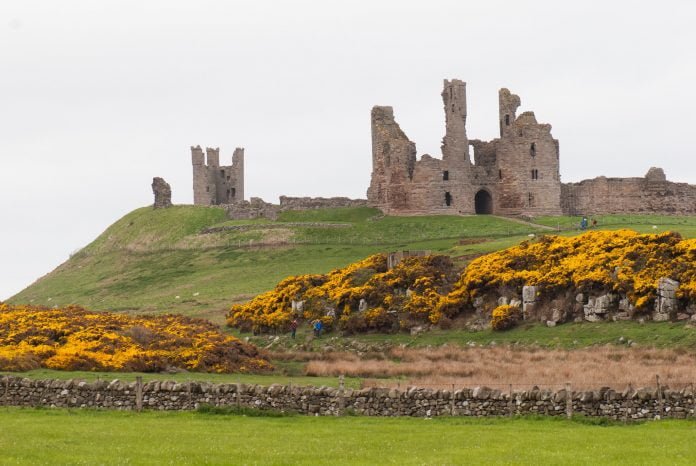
[11,206,696,325]
[10,206,544,321]
[1,409,695,465]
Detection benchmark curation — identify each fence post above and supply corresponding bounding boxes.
[691,383,695,419]
[565,382,572,419]
[397,382,402,414]
[450,384,455,416]
[135,376,143,413]
[656,375,664,418]
[3,376,8,405]
[624,383,632,423]
[338,375,345,415]
[508,384,514,417]
[236,383,241,409]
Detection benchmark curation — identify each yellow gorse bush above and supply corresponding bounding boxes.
[227,254,458,332]
[0,304,270,373]
[490,304,522,331]
[452,230,696,309]
[228,231,696,334]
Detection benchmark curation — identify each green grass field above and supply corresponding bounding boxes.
[0,408,695,465]
[11,205,696,325]
[8,206,546,320]
[0,368,365,389]
[239,320,696,351]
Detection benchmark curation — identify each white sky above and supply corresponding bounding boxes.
[1,0,695,300]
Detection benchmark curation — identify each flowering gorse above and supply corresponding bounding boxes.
[228,230,696,334]
[227,254,459,333]
[0,304,270,373]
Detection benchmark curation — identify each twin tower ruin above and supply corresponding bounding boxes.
[368,79,561,216]
[368,79,696,216]
[191,146,244,205]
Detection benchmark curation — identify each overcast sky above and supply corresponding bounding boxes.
[1,0,695,300]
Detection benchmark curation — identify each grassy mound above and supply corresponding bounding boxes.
[11,205,696,325]
[9,206,545,319]
[0,303,270,373]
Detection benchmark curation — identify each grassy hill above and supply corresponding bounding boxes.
[10,206,696,325]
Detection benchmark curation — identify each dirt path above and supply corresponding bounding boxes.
[491,215,557,231]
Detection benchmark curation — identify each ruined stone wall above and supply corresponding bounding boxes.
[367,106,417,212]
[366,80,561,216]
[226,197,368,220]
[494,89,562,216]
[191,146,244,205]
[562,168,696,216]
[151,177,172,209]
[367,80,479,215]
[279,196,368,210]
[1,376,693,420]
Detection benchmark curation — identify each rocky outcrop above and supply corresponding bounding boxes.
[494,277,690,325]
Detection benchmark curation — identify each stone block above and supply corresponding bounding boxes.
[522,286,537,303]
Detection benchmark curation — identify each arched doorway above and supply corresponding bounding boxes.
[475,190,493,214]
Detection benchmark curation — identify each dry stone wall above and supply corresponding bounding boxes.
[2,376,694,420]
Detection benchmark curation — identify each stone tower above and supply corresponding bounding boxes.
[494,89,562,216]
[192,145,245,205]
[367,79,562,216]
[439,79,474,213]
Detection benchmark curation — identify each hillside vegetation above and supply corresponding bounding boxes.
[10,206,696,325]
[10,206,545,320]
[227,230,696,335]
[0,303,269,373]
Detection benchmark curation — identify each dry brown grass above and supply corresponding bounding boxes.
[301,346,696,390]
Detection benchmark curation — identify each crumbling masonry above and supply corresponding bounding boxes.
[151,177,172,209]
[368,80,696,216]
[191,146,244,205]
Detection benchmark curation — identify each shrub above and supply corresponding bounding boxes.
[451,230,696,311]
[0,303,271,373]
[227,254,458,333]
[227,230,696,334]
[490,305,522,331]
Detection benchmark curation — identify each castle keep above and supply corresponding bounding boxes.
[191,145,244,205]
[368,80,696,216]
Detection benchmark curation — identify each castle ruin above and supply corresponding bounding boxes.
[191,145,244,205]
[368,80,696,216]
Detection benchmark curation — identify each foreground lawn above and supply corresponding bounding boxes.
[0,409,695,465]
